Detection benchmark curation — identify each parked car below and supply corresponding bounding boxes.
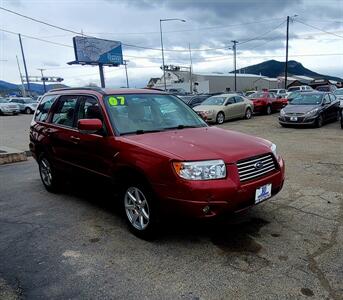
[0,98,20,115]
[166,88,188,95]
[316,85,337,93]
[269,89,287,98]
[8,97,38,114]
[279,92,340,128]
[30,87,285,238]
[341,109,343,129]
[178,94,210,108]
[244,91,256,97]
[248,91,288,115]
[193,93,254,124]
[287,85,313,92]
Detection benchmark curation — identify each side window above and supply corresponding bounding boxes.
[51,96,78,127]
[323,94,331,104]
[235,96,243,103]
[35,95,58,122]
[226,97,235,104]
[76,96,104,122]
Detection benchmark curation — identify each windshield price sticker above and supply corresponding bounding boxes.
[108,96,126,106]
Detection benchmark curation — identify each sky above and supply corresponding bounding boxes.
[0,0,342,88]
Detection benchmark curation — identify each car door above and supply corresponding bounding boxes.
[48,95,79,168]
[223,97,236,120]
[321,94,333,121]
[328,94,340,119]
[234,96,246,117]
[71,95,115,177]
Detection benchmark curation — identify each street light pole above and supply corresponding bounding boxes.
[159,18,186,91]
[284,16,290,89]
[231,40,238,91]
[18,34,31,96]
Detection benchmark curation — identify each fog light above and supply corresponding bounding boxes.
[203,205,210,214]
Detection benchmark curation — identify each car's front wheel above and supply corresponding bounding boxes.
[25,107,32,114]
[122,182,157,239]
[38,156,61,192]
[245,108,252,119]
[266,105,272,115]
[216,112,225,124]
[316,114,324,128]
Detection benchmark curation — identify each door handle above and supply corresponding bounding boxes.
[70,136,80,144]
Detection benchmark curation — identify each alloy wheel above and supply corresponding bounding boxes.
[245,108,252,119]
[40,158,52,187]
[216,112,224,124]
[124,187,150,231]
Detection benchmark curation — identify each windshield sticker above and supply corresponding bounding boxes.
[108,96,126,106]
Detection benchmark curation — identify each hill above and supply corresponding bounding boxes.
[233,60,342,82]
[0,80,68,96]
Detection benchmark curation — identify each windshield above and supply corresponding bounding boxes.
[201,96,226,106]
[290,94,323,105]
[334,89,343,96]
[104,94,207,135]
[248,91,266,98]
[25,99,36,103]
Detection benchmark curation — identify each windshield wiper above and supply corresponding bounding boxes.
[166,124,203,130]
[135,129,163,134]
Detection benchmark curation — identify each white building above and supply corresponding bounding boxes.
[151,70,283,93]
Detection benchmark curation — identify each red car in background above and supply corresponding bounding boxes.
[248,91,288,115]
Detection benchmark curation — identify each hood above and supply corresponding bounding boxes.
[283,104,320,114]
[193,105,223,112]
[121,127,272,163]
[0,102,17,108]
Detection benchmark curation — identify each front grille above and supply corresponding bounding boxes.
[237,153,277,182]
[286,113,304,116]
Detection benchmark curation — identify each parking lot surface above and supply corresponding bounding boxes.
[0,114,342,299]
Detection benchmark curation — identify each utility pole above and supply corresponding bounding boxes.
[18,34,31,96]
[124,60,129,88]
[159,20,166,91]
[231,40,238,91]
[188,43,193,94]
[37,68,47,93]
[284,16,290,89]
[16,55,26,96]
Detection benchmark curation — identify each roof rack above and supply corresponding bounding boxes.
[48,87,105,94]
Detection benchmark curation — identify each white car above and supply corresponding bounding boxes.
[334,88,343,108]
[8,97,38,114]
[269,89,287,98]
[287,85,313,92]
[0,98,20,115]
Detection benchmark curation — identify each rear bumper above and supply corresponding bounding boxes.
[157,157,285,218]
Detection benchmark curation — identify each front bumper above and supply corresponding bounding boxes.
[156,157,285,218]
[1,108,20,115]
[279,115,316,125]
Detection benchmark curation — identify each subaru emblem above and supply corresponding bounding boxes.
[254,161,264,170]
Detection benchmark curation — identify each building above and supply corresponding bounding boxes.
[149,70,283,93]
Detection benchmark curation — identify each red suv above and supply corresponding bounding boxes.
[248,91,288,114]
[30,88,285,238]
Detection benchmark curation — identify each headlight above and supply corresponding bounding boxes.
[280,109,286,116]
[270,143,278,159]
[305,108,319,116]
[173,160,226,180]
[204,110,215,115]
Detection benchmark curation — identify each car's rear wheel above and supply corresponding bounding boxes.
[245,108,252,119]
[38,156,61,192]
[266,105,272,115]
[122,181,157,239]
[216,112,225,124]
[316,114,324,128]
[25,107,32,114]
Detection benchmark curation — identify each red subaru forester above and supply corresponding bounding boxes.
[30,88,285,238]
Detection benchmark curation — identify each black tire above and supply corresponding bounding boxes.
[38,155,61,193]
[245,108,252,119]
[266,105,272,115]
[280,123,289,128]
[0,109,3,116]
[316,114,324,128]
[216,112,225,124]
[25,107,32,114]
[122,180,158,239]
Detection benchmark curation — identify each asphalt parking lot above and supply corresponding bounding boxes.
[0,114,342,299]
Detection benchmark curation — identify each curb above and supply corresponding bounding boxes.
[0,146,28,165]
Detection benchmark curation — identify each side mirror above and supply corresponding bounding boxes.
[77,118,103,134]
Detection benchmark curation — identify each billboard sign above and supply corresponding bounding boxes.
[73,36,123,65]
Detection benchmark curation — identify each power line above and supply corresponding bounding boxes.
[295,19,343,38]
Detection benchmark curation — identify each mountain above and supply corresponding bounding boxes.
[233,60,342,82]
[0,80,68,95]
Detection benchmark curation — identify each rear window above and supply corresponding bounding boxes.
[316,86,329,92]
[288,87,300,92]
[34,95,58,122]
